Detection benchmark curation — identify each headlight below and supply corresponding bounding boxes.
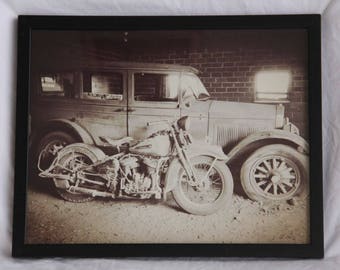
[177,116,190,131]
[275,104,285,128]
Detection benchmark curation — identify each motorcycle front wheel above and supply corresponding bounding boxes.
[172,156,233,215]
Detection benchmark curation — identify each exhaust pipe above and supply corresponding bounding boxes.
[68,186,115,198]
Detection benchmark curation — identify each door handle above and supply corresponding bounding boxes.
[114,108,125,112]
[114,108,135,112]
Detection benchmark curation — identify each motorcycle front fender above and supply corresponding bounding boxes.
[184,141,229,161]
[164,141,229,193]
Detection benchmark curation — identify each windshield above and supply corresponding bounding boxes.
[181,74,210,101]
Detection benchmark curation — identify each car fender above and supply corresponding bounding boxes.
[164,141,229,193]
[226,129,309,161]
[38,119,95,145]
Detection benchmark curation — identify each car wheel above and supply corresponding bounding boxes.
[36,131,77,171]
[240,144,309,202]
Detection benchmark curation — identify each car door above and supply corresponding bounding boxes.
[76,70,128,145]
[127,70,181,140]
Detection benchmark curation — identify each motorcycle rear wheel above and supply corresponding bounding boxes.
[172,156,233,215]
[53,145,105,203]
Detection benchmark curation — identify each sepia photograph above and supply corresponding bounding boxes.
[23,26,311,245]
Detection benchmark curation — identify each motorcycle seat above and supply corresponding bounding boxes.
[100,136,134,148]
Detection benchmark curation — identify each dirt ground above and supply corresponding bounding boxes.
[25,179,310,244]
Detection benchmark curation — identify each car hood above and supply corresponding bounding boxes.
[185,100,278,121]
[208,100,277,120]
[184,99,281,148]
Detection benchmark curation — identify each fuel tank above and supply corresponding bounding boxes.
[129,133,171,157]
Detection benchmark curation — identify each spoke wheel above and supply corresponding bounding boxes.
[250,155,300,200]
[179,163,224,204]
[172,156,233,215]
[53,145,105,203]
[241,144,309,202]
[37,131,77,171]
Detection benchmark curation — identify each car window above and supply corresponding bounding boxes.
[83,72,123,101]
[181,74,210,101]
[40,72,74,97]
[134,73,179,102]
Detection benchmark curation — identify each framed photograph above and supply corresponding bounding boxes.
[12,15,323,258]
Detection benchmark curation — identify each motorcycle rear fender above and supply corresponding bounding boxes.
[56,143,106,160]
[164,141,228,193]
[52,143,106,187]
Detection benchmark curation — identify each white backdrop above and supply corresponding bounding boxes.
[1,0,339,269]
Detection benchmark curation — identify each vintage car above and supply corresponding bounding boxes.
[30,61,309,202]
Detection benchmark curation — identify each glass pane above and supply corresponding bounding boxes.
[83,72,123,100]
[40,72,74,96]
[181,74,210,101]
[134,73,179,102]
[41,76,62,92]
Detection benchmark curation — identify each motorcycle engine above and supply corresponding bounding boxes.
[119,155,158,194]
[96,158,119,192]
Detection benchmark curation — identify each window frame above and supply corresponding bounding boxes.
[38,71,75,97]
[79,69,127,105]
[129,70,180,109]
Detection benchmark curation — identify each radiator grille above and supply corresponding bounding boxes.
[212,125,269,148]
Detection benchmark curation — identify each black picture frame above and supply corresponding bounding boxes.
[12,15,323,258]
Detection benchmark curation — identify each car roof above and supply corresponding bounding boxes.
[36,60,199,74]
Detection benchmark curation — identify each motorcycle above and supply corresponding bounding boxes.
[37,116,234,215]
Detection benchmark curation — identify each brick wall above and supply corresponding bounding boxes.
[127,31,308,138]
[31,30,309,138]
